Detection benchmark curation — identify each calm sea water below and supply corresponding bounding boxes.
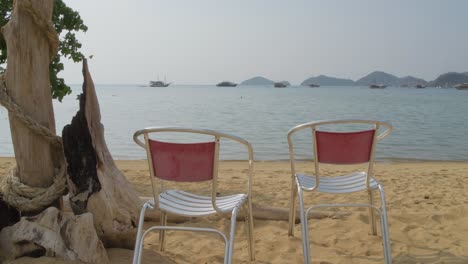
[1,85,467,161]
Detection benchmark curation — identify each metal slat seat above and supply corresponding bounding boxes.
[158,190,248,217]
[296,172,379,194]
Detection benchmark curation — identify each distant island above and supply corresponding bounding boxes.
[355,71,400,86]
[398,76,428,87]
[240,76,275,86]
[428,72,468,87]
[301,75,354,86]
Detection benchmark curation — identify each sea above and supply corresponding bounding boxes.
[1,85,467,161]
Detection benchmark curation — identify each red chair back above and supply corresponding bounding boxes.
[316,129,375,164]
[148,139,215,182]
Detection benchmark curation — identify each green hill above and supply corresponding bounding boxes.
[355,71,400,86]
[428,72,468,87]
[240,76,275,86]
[301,75,354,86]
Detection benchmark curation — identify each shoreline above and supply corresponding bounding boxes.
[3,156,466,163]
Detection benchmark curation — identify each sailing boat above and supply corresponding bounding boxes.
[149,75,171,87]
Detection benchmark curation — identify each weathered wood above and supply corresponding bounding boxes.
[2,0,57,189]
[0,207,109,264]
[62,60,142,249]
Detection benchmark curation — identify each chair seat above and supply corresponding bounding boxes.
[156,190,248,217]
[296,172,379,194]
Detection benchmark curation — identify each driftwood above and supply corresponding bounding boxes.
[0,207,108,264]
[62,60,142,249]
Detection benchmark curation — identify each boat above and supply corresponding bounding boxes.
[415,84,427,88]
[149,75,171,87]
[216,81,237,87]
[308,83,320,87]
[274,82,288,88]
[455,83,468,90]
[369,84,387,89]
[149,80,171,87]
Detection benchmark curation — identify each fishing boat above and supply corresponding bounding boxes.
[415,84,427,88]
[455,83,468,90]
[216,81,237,87]
[308,83,320,87]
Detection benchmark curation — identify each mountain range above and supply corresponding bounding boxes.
[237,71,467,87]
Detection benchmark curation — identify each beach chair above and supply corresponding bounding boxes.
[287,120,392,264]
[132,127,255,264]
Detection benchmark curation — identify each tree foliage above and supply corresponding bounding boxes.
[0,0,87,101]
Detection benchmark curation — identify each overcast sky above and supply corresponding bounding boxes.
[61,0,468,85]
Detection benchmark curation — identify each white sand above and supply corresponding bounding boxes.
[2,158,467,263]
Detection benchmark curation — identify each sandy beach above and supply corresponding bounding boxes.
[1,157,467,264]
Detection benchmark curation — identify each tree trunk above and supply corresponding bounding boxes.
[2,0,57,190]
[62,60,141,249]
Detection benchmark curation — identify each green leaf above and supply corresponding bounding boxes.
[0,0,87,102]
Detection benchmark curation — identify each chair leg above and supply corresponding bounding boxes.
[133,202,150,264]
[159,211,167,251]
[288,175,297,236]
[227,206,240,264]
[368,190,377,235]
[245,198,255,261]
[378,186,392,264]
[297,188,311,264]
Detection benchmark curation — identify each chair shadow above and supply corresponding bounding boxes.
[389,238,468,264]
[308,237,468,264]
[391,251,468,264]
[331,249,468,264]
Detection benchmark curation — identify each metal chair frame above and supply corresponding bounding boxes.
[287,120,392,264]
[132,127,255,264]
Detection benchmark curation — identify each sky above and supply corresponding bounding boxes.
[61,0,468,85]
